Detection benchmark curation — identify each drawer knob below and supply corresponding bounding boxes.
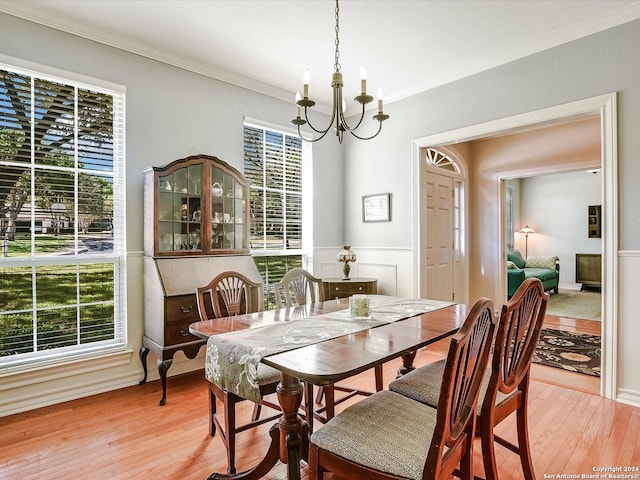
[179,329,189,337]
[358,286,363,291]
[180,305,193,314]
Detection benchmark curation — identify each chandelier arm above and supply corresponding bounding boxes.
[347,121,384,141]
[339,103,367,132]
[303,106,333,134]
[296,123,333,143]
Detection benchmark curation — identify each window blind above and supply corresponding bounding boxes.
[0,62,126,370]
[243,121,306,308]
[506,186,514,251]
[243,123,303,251]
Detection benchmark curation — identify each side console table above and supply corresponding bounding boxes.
[322,277,378,300]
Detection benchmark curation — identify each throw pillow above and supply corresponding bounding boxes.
[525,256,558,270]
[507,250,526,269]
[507,261,518,269]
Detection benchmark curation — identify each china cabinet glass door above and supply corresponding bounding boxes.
[158,164,202,253]
[210,165,246,251]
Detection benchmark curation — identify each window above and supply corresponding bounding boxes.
[0,61,126,370]
[243,121,308,308]
[506,186,514,251]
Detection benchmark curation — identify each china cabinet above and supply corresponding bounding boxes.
[144,154,250,257]
[141,154,260,405]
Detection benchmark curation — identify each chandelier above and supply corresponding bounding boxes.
[291,0,389,144]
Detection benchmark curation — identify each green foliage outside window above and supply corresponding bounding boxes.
[0,263,115,356]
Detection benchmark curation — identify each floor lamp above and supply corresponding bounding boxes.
[519,225,535,258]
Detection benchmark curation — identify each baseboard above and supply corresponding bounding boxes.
[558,283,582,291]
[1,370,141,417]
[616,388,640,408]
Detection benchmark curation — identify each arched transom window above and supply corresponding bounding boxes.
[424,148,461,174]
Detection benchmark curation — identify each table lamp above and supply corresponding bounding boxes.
[337,245,356,280]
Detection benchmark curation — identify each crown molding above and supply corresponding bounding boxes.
[0,2,336,112]
[3,1,640,114]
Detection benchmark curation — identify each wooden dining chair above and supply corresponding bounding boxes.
[389,278,549,480]
[273,267,324,308]
[274,267,384,429]
[196,271,281,474]
[308,297,497,480]
[273,267,325,428]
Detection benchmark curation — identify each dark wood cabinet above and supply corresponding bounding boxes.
[141,155,260,405]
[144,154,249,257]
[322,278,378,300]
[576,253,602,290]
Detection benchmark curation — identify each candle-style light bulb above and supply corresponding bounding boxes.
[303,69,310,98]
[377,87,384,113]
[360,66,367,95]
[295,91,302,117]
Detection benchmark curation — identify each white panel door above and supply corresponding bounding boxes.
[425,172,454,301]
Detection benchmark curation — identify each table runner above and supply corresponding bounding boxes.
[205,296,453,403]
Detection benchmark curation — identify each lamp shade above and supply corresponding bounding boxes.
[337,245,356,263]
[519,225,535,234]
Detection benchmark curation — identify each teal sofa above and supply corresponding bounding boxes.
[507,250,559,297]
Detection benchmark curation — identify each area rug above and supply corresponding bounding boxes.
[546,289,601,321]
[533,328,601,377]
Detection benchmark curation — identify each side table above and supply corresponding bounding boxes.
[322,277,378,300]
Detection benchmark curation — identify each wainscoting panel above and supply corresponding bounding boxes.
[314,247,414,297]
[357,263,398,295]
[616,250,640,407]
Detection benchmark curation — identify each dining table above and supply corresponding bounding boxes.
[189,295,470,480]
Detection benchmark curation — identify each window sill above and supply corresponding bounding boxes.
[0,348,135,388]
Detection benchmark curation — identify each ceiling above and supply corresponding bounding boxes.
[2,0,640,113]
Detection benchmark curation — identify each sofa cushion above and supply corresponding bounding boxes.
[525,256,558,270]
[523,268,558,282]
[506,260,519,269]
[507,250,526,269]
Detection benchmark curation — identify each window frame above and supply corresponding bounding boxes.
[243,119,312,308]
[506,186,514,252]
[0,56,126,372]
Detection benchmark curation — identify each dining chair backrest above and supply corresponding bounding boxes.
[423,297,497,477]
[478,277,549,480]
[490,277,548,400]
[196,271,263,320]
[273,268,324,308]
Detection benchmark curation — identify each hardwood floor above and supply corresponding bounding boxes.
[534,313,601,395]
[1,312,632,480]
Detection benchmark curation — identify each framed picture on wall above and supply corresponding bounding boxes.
[362,193,391,222]
[588,204,601,238]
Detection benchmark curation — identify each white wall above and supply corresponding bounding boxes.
[520,170,603,288]
[344,20,640,405]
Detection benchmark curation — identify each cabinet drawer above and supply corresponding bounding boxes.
[329,283,367,295]
[323,279,377,299]
[165,294,199,324]
[165,319,202,346]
